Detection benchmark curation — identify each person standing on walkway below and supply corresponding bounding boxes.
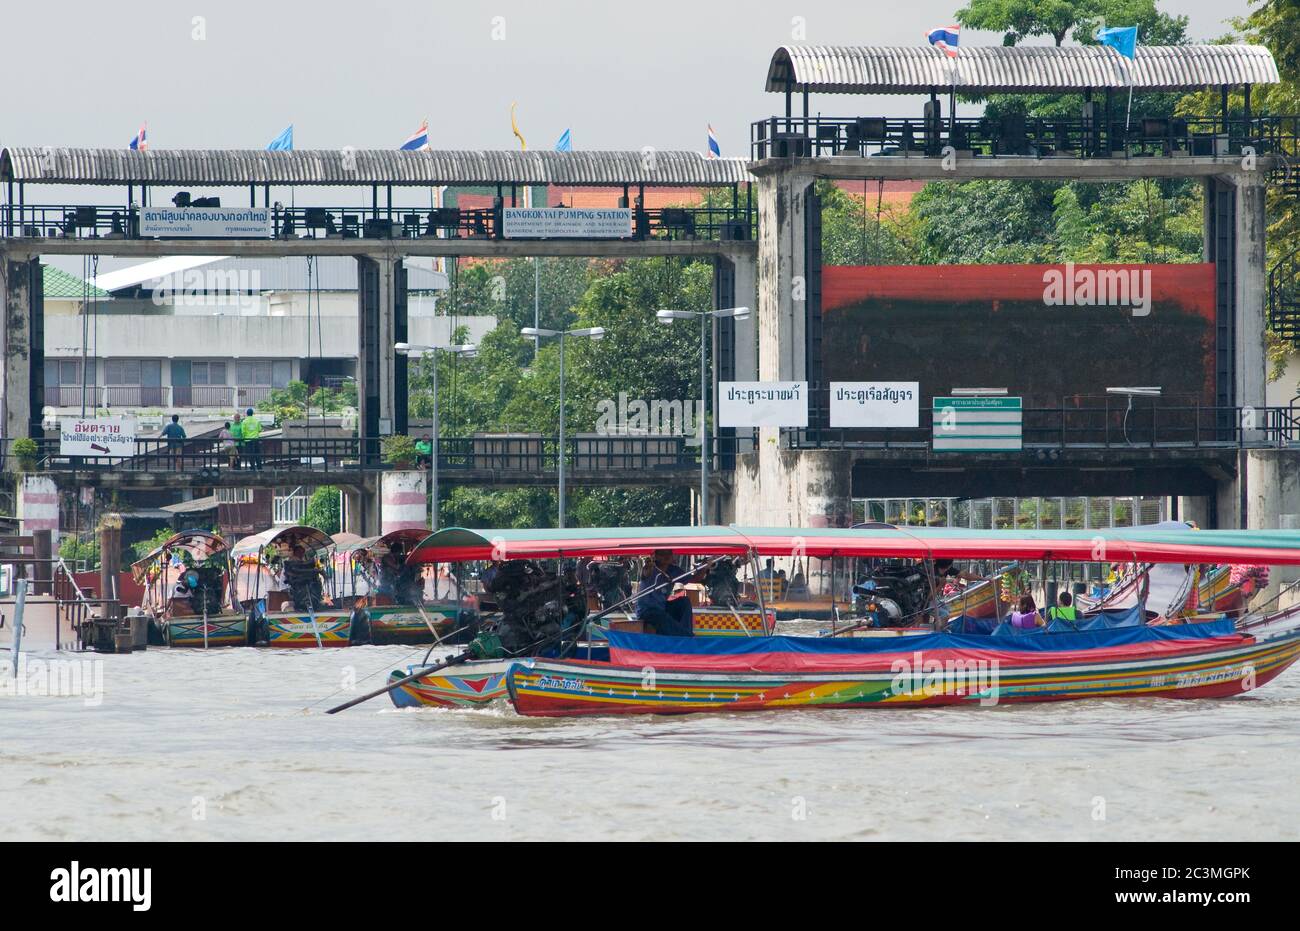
[241,408,263,471]
[229,413,244,470]
[160,414,186,470]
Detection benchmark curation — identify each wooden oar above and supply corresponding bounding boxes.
[325,552,736,714]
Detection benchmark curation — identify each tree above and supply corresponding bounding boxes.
[304,486,341,535]
[956,0,1186,47]
[819,181,916,265]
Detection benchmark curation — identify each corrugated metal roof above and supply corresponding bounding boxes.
[765,44,1281,94]
[0,148,752,186]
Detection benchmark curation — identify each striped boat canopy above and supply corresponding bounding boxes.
[230,525,334,560]
[332,527,427,557]
[129,529,230,582]
[407,525,1300,565]
[764,44,1280,95]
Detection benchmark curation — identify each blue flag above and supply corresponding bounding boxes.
[267,125,294,151]
[555,128,572,152]
[1097,26,1138,59]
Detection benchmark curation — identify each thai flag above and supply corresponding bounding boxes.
[400,119,429,151]
[128,123,147,151]
[707,124,720,159]
[926,25,960,58]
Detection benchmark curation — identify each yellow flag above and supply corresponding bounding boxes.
[510,102,527,151]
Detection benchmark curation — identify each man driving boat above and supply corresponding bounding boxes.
[635,549,706,637]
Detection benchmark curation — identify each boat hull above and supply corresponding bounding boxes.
[506,629,1300,716]
[366,604,462,645]
[389,660,512,708]
[261,611,355,647]
[163,614,249,648]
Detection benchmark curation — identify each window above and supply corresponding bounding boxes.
[216,487,253,504]
[48,359,96,386]
[236,361,274,385]
[191,361,227,385]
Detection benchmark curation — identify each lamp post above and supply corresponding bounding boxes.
[395,341,477,531]
[656,306,749,524]
[520,326,606,528]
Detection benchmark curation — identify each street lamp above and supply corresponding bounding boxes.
[394,341,478,531]
[656,306,749,524]
[520,326,606,528]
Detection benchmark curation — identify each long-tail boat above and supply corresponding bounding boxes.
[379,525,1300,716]
[130,530,248,648]
[332,528,476,644]
[231,526,354,647]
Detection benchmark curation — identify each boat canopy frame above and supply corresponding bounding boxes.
[406,524,1300,567]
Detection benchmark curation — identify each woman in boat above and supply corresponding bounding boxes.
[1008,595,1044,630]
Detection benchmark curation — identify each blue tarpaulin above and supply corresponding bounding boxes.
[605,616,1237,657]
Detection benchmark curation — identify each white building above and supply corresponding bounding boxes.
[41,256,495,429]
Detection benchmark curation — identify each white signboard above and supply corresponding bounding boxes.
[502,208,632,239]
[718,381,808,428]
[60,417,138,457]
[931,397,1022,452]
[829,382,919,428]
[140,207,273,239]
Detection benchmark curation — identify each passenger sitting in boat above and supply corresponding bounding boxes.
[282,544,326,612]
[635,549,703,637]
[1047,591,1079,625]
[1008,595,1044,630]
[785,571,812,601]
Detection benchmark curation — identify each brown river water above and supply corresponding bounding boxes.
[3,627,1299,841]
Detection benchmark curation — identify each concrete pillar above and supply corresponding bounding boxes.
[342,480,382,538]
[1234,172,1267,432]
[356,255,401,451]
[733,447,853,528]
[1,255,35,448]
[755,169,813,383]
[381,470,428,534]
[732,252,758,382]
[17,475,59,538]
[1175,495,1212,529]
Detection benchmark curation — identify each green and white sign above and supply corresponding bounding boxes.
[931,396,1022,452]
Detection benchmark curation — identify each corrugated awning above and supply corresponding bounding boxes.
[0,148,753,187]
[765,44,1281,94]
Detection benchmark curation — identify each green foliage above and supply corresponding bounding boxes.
[12,437,38,469]
[443,256,593,333]
[910,177,1202,265]
[130,527,175,561]
[381,434,418,466]
[413,256,713,527]
[818,180,915,265]
[303,486,342,535]
[59,534,99,569]
[255,380,356,425]
[956,0,1186,47]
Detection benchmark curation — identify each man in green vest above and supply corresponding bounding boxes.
[1047,591,1079,625]
[241,408,263,471]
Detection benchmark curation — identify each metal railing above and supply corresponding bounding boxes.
[789,397,1300,450]
[751,114,1295,161]
[2,202,756,243]
[0,433,758,477]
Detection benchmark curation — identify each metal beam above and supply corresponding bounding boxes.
[748,155,1273,183]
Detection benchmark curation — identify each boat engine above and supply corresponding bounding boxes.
[705,557,743,607]
[282,558,326,612]
[853,562,929,627]
[473,560,585,657]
